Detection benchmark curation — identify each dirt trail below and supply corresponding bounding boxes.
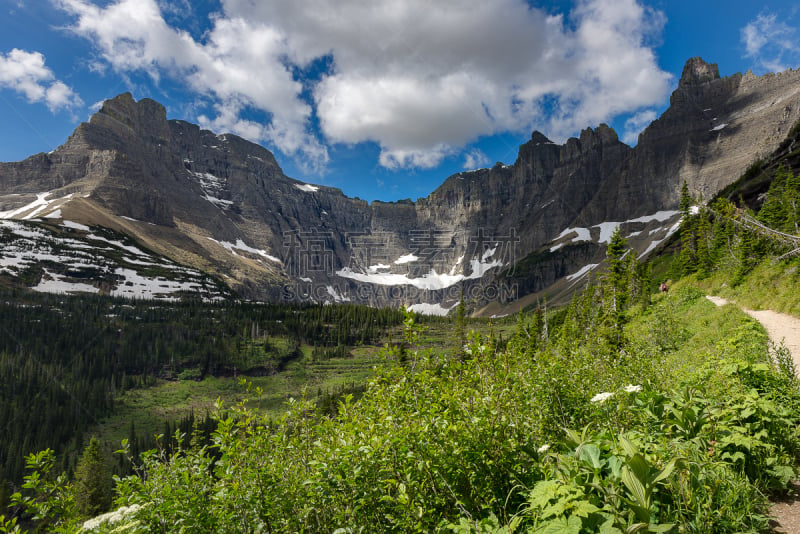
[706,295,800,533]
[706,296,800,377]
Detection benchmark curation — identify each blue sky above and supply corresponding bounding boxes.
[2,1,800,202]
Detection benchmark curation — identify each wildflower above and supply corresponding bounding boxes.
[537,444,550,454]
[623,384,642,393]
[81,504,143,532]
[590,391,614,403]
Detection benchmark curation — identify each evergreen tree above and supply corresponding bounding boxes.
[73,436,112,517]
[786,166,800,233]
[695,207,712,278]
[678,194,698,274]
[605,228,629,314]
[679,180,693,217]
[733,227,758,285]
[758,165,789,230]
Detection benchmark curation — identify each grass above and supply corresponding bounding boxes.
[624,285,771,390]
[90,316,515,446]
[689,256,800,317]
[93,342,387,445]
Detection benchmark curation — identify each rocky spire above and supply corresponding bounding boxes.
[679,57,720,86]
[530,131,552,145]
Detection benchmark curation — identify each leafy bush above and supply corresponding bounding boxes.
[7,275,800,533]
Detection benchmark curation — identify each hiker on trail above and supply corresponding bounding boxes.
[660,281,668,293]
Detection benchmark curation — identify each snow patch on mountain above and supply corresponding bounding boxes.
[595,222,622,244]
[326,285,350,303]
[188,171,233,210]
[367,263,391,273]
[336,267,462,290]
[337,252,503,289]
[566,263,598,284]
[207,237,281,263]
[0,220,228,301]
[33,269,99,295]
[394,254,418,264]
[627,210,679,224]
[551,210,682,251]
[110,268,213,300]
[551,227,592,251]
[62,220,91,232]
[407,302,457,316]
[0,192,74,219]
[294,183,319,192]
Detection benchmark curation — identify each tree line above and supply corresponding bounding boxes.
[672,162,800,283]
[0,291,406,490]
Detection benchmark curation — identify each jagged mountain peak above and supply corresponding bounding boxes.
[578,123,620,146]
[679,57,721,86]
[530,131,553,145]
[81,92,171,149]
[4,60,800,314]
[95,92,167,126]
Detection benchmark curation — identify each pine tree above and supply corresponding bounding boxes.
[678,180,698,274]
[784,166,800,233]
[73,436,112,517]
[605,228,629,313]
[695,207,712,277]
[759,165,789,230]
[733,225,760,285]
[679,180,693,217]
[601,229,633,350]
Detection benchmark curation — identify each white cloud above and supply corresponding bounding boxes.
[57,0,671,171]
[261,0,672,164]
[56,0,328,171]
[741,12,800,73]
[379,145,455,170]
[621,109,657,145]
[463,149,490,170]
[0,49,82,112]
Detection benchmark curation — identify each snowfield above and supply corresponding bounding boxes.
[0,220,227,301]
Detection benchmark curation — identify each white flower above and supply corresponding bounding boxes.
[590,391,614,403]
[623,384,642,393]
[81,504,143,532]
[537,444,550,454]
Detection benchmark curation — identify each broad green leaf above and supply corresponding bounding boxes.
[650,458,679,486]
[599,518,624,534]
[619,436,639,458]
[621,465,650,510]
[533,516,581,534]
[529,480,561,509]
[608,456,624,478]
[579,444,604,470]
[626,454,651,487]
[573,500,600,518]
[648,523,676,533]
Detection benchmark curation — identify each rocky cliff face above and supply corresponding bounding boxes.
[2,58,800,313]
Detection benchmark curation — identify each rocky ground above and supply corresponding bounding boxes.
[706,295,800,533]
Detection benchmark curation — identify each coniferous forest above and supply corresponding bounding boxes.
[0,295,406,486]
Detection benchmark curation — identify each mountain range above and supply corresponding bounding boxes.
[2,57,800,314]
